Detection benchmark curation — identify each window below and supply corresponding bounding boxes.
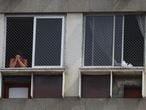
[5,17,33,67]
[33,75,62,98]
[112,73,142,98]
[80,71,142,98]
[2,73,63,98]
[84,15,144,66]
[81,74,110,98]
[5,16,64,68]
[2,76,31,98]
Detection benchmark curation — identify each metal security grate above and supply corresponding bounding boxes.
[114,16,123,66]
[5,16,63,68]
[84,15,144,67]
[34,18,62,66]
[123,15,144,66]
[84,16,113,66]
[6,17,33,67]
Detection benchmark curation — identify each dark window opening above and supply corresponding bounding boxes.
[2,76,31,98]
[124,86,142,98]
[84,16,113,66]
[112,74,142,98]
[124,15,144,66]
[33,75,62,98]
[81,74,110,98]
[5,17,33,67]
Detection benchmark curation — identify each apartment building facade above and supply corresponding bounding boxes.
[0,0,146,110]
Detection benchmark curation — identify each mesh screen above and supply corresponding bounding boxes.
[114,16,123,66]
[34,18,62,66]
[6,17,33,67]
[84,16,113,66]
[84,15,144,67]
[124,15,144,66]
[5,17,63,67]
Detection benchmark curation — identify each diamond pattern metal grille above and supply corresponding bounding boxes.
[84,16,113,66]
[5,17,33,67]
[84,15,144,67]
[124,15,144,66]
[34,18,62,66]
[114,16,123,66]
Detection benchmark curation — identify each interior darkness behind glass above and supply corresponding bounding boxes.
[33,75,62,98]
[114,16,123,66]
[84,16,113,66]
[81,75,110,98]
[5,17,33,67]
[124,15,144,66]
[35,18,62,66]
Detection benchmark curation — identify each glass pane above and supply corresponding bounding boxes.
[84,16,113,66]
[34,18,62,66]
[124,15,144,66]
[112,73,142,98]
[33,75,62,98]
[2,76,31,98]
[9,88,28,98]
[114,16,123,66]
[6,17,33,67]
[81,74,110,98]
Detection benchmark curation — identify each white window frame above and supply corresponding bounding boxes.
[4,15,65,68]
[83,15,144,68]
[32,16,65,68]
[0,73,2,98]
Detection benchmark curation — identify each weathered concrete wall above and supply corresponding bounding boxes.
[0,14,5,68]
[0,14,5,98]
[0,98,146,110]
[0,0,146,13]
[64,13,82,96]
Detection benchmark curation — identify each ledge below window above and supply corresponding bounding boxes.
[0,68,65,75]
[80,67,144,72]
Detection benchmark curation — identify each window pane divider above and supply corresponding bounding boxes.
[91,18,95,65]
[121,16,125,63]
[62,71,65,98]
[79,71,81,98]
[0,72,2,98]
[31,73,33,98]
[32,17,36,68]
[60,16,65,67]
[142,71,144,97]
[112,16,115,66]
[110,71,113,97]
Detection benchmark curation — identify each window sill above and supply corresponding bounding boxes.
[80,66,144,72]
[0,67,65,75]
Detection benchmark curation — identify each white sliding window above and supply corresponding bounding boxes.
[84,15,144,67]
[32,16,65,68]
